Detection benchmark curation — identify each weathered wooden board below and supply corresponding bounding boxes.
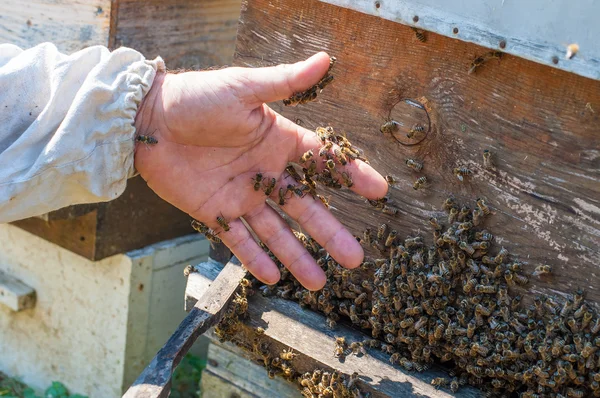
[186,262,480,397]
[0,0,111,53]
[110,0,242,69]
[0,269,36,312]
[234,0,600,304]
[202,342,300,398]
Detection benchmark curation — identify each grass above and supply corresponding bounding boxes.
[0,353,206,398]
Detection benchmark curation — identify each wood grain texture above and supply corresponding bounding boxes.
[0,0,111,52]
[235,0,600,305]
[111,0,242,69]
[186,263,480,397]
[124,258,246,398]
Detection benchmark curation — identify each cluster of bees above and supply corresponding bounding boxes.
[251,194,600,398]
[283,57,337,106]
[298,369,364,398]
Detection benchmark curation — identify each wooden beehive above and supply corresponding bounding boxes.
[185,0,600,396]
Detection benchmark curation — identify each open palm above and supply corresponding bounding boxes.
[134,52,388,290]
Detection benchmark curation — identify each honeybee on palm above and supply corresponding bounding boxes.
[251,172,263,191]
[216,213,230,232]
[300,149,314,163]
[263,177,277,196]
[340,171,353,187]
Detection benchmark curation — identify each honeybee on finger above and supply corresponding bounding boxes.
[300,149,314,163]
[216,213,230,232]
[340,171,353,187]
[318,141,333,157]
[317,194,330,208]
[334,147,348,165]
[278,187,288,206]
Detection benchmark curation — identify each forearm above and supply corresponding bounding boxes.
[0,43,164,223]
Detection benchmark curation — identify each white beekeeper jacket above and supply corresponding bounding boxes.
[0,43,164,223]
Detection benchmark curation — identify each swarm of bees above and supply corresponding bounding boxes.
[135,134,158,145]
[299,369,365,398]
[283,57,337,106]
[247,196,599,398]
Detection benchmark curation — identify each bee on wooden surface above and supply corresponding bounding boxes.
[447,207,458,224]
[382,205,399,215]
[380,120,400,135]
[300,149,314,163]
[385,175,398,185]
[468,51,502,75]
[566,44,579,60]
[407,123,425,139]
[474,230,493,241]
[482,149,493,169]
[532,264,552,277]
[406,158,424,172]
[280,348,297,361]
[412,27,427,43]
[135,134,158,145]
[475,198,491,216]
[454,167,473,181]
[413,176,428,190]
[385,230,398,247]
[428,217,442,231]
[216,213,230,232]
[183,265,194,277]
[263,177,276,196]
[377,223,388,242]
[251,172,264,191]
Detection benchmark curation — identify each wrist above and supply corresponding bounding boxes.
[135,71,166,137]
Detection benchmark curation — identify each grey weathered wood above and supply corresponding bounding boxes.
[124,258,246,398]
[0,270,36,312]
[202,342,300,397]
[185,263,480,398]
[319,0,600,81]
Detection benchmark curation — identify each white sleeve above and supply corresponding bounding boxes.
[0,43,165,223]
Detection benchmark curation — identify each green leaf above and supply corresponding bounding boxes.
[45,381,68,398]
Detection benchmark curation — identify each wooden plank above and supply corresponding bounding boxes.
[0,269,36,312]
[185,263,480,397]
[110,0,242,69]
[202,342,300,398]
[124,258,246,398]
[0,0,111,52]
[12,177,193,260]
[234,0,600,305]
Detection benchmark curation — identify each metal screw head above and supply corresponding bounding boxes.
[413,15,419,22]
[453,27,459,34]
[499,40,506,49]
[375,1,381,8]
[552,56,559,64]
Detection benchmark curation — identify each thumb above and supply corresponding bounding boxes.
[237,52,332,105]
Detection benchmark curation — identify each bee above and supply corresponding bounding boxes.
[385,230,397,247]
[382,205,399,215]
[263,177,276,196]
[407,123,425,139]
[318,141,333,158]
[413,176,428,190]
[431,377,448,389]
[183,265,194,277]
[475,284,496,294]
[216,213,230,232]
[464,278,477,293]
[333,147,347,165]
[412,27,427,43]
[285,165,302,182]
[442,197,456,211]
[474,230,493,241]
[278,187,288,206]
[384,175,398,185]
[482,149,493,169]
[135,134,158,145]
[453,167,473,181]
[325,159,335,171]
[447,207,458,223]
[476,198,491,215]
[405,158,424,172]
[251,172,263,191]
[459,241,475,256]
[566,44,579,60]
[380,120,400,134]
[377,223,388,242]
[316,194,330,209]
[533,264,552,277]
[280,348,297,361]
[450,378,459,393]
[341,171,353,187]
[300,149,314,163]
[468,51,502,75]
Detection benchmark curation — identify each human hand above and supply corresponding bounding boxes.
[134,52,388,290]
